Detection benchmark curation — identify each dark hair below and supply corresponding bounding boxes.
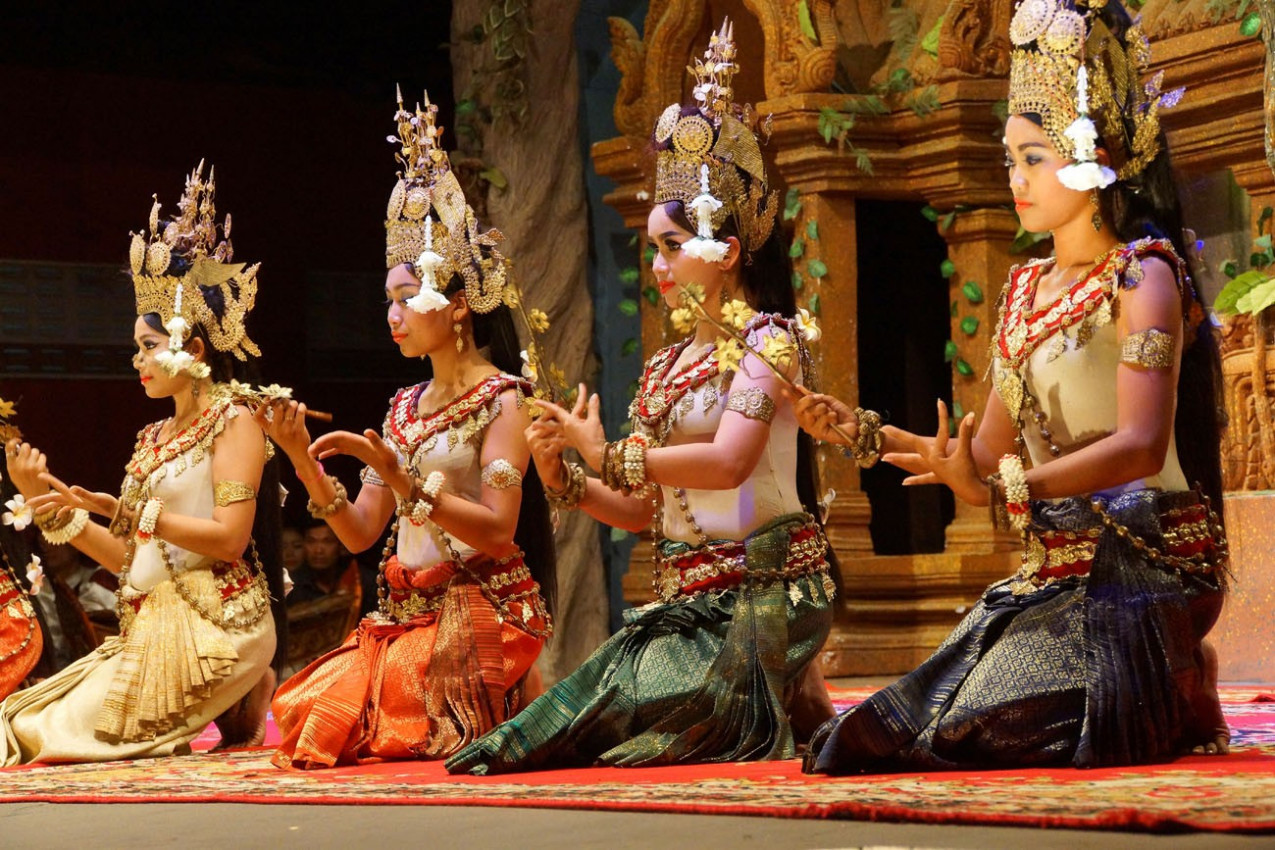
[1090,1,1225,512]
[141,311,289,672]
[659,158,842,584]
[397,265,559,618]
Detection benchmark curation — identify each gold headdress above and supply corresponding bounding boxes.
[129,161,261,376]
[385,87,510,315]
[1008,0,1182,189]
[652,19,777,260]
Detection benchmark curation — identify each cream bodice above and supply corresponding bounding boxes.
[633,316,806,544]
[125,403,242,594]
[991,238,1193,498]
[380,375,529,569]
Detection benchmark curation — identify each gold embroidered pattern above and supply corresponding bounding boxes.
[214,480,257,507]
[1120,328,1175,370]
[724,387,776,423]
[481,458,523,490]
[360,465,386,487]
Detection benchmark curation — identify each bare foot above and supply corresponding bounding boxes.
[789,656,837,745]
[1188,640,1230,756]
[212,667,277,751]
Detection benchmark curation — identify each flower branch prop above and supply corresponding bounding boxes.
[225,381,334,422]
[502,281,574,410]
[670,281,855,445]
[0,395,21,445]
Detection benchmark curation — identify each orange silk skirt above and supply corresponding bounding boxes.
[270,554,546,769]
[0,577,42,701]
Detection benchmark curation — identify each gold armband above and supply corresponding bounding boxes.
[214,480,257,507]
[1120,328,1175,370]
[481,458,523,490]
[725,387,777,424]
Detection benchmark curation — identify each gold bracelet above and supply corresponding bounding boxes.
[306,476,348,519]
[998,454,1030,531]
[546,461,587,511]
[41,508,90,545]
[848,407,883,468]
[214,479,257,507]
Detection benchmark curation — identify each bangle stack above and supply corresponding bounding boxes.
[998,454,1031,531]
[136,498,164,543]
[601,436,649,496]
[38,508,90,545]
[846,407,884,469]
[545,461,586,511]
[306,477,348,519]
[405,471,446,525]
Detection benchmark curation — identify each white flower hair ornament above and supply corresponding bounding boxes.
[3,494,33,531]
[406,218,451,314]
[1056,67,1116,192]
[153,288,212,378]
[680,164,731,263]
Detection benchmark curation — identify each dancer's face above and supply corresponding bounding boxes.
[131,315,196,400]
[384,263,464,360]
[1004,115,1094,235]
[646,204,736,312]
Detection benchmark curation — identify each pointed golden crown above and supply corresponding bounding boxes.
[129,161,261,360]
[384,88,511,314]
[1008,0,1182,182]
[652,19,777,254]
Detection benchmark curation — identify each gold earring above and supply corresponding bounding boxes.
[1091,191,1103,233]
[454,322,465,353]
[719,286,729,307]
[191,380,201,401]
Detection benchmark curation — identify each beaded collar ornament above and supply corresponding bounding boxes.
[1008,0,1183,190]
[130,161,261,376]
[385,87,511,316]
[652,19,777,262]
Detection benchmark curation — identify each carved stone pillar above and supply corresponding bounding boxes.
[934,207,1020,553]
[793,191,874,558]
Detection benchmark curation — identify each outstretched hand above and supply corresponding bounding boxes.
[28,472,118,520]
[532,383,607,471]
[783,388,859,446]
[886,400,986,506]
[253,401,312,462]
[308,428,401,478]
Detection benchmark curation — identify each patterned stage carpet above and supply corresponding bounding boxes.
[1,687,1273,833]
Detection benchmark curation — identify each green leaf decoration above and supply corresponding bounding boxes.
[920,14,944,58]
[1240,11,1262,37]
[455,99,478,115]
[951,300,959,318]
[792,271,804,291]
[1220,259,1239,279]
[618,298,639,317]
[944,339,959,363]
[962,280,984,304]
[921,205,939,223]
[955,358,974,377]
[1255,234,1272,251]
[621,337,639,357]
[610,527,633,543]
[789,239,806,259]
[940,259,957,278]
[479,167,509,189]
[618,267,640,285]
[809,293,822,316]
[1010,225,1051,255]
[953,401,965,419]
[1213,269,1268,314]
[783,188,803,222]
[643,245,656,265]
[642,285,660,306]
[855,150,875,175]
[797,0,818,42]
[1237,277,1275,316]
[808,258,829,279]
[941,210,957,232]
[806,220,820,241]
[1259,206,1274,235]
[960,315,979,335]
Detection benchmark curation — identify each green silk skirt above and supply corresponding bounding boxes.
[445,514,834,775]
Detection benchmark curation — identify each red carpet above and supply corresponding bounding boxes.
[2,686,1273,834]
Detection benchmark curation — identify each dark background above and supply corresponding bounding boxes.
[1,1,456,526]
